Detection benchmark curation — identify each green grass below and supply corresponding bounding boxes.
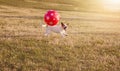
[0,0,120,71]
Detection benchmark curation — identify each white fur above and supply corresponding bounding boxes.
[42,24,67,37]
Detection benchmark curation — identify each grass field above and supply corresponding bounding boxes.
[0,0,120,71]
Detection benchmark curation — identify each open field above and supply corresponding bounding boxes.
[0,0,120,71]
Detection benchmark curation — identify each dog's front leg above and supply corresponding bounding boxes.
[60,32,66,37]
[60,30,68,37]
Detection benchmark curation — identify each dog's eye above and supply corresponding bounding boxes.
[64,26,67,30]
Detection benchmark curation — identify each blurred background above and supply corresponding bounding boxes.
[0,0,120,13]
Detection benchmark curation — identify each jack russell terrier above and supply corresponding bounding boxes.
[42,22,68,37]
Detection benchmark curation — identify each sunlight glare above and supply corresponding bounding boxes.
[102,0,120,11]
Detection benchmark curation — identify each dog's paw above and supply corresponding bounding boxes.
[65,34,68,36]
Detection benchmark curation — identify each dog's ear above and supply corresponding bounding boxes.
[61,22,67,30]
[61,22,64,26]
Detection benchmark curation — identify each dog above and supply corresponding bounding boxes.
[42,22,68,37]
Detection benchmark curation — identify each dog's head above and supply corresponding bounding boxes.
[61,22,68,30]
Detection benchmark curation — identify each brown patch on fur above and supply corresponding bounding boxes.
[61,22,67,30]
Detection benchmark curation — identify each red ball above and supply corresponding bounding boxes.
[44,10,60,26]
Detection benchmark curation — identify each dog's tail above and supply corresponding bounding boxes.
[42,24,47,27]
[40,21,47,28]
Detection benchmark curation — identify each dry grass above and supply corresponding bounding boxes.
[0,0,120,71]
[0,16,120,71]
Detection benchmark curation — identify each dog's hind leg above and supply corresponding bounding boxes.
[44,29,51,36]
